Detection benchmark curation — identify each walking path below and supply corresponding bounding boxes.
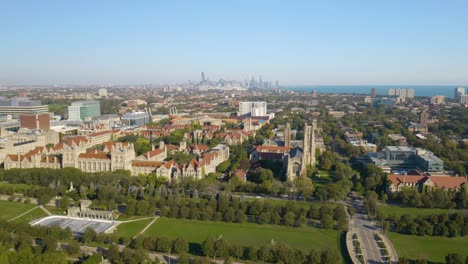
[133,217,159,239]
[8,206,39,222]
[39,205,53,216]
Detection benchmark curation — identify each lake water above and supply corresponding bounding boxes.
[283,85,466,98]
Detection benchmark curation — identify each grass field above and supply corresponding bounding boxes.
[147,217,340,253]
[379,204,468,217]
[389,232,468,263]
[113,219,153,238]
[0,200,37,221]
[13,207,47,223]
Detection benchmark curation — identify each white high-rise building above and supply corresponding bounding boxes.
[454,87,465,101]
[387,88,414,98]
[238,101,267,116]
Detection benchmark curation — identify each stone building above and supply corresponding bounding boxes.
[285,120,317,179]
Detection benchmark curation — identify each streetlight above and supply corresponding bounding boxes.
[213,234,223,262]
[168,248,171,264]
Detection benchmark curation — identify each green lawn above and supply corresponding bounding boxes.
[113,219,153,238]
[12,207,47,224]
[379,204,468,217]
[0,200,37,221]
[147,217,340,252]
[389,232,468,263]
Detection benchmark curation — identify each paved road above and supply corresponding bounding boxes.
[349,198,384,264]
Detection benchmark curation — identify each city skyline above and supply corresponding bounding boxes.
[1,0,468,85]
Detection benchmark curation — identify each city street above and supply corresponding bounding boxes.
[348,196,396,264]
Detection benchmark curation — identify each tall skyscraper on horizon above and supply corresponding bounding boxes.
[454,87,465,100]
[201,72,206,84]
[371,88,376,97]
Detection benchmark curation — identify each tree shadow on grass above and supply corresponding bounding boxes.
[189,242,203,256]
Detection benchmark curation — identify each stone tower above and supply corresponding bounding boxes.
[301,120,316,175]
[111,142,135,171]
[284,123,291,147]
[243,117,252,132]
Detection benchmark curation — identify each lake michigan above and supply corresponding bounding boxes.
[283,85,466,99]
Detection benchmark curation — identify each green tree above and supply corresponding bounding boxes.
[202,236,216,257]
[82,228,97,245]
[283,212,295,226]
[106,244,121,263]
[172,237,188,254]
[321,214,334,229]
[156,237,172,253]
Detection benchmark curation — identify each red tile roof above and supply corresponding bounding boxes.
[132,161,162,167]
[145,148,165,158]
[427,176,467,189]
[388,174,467,190]
[387,174,426,185]
[255,145,291,153]
[78,153,110,160]
[90,130,111,137]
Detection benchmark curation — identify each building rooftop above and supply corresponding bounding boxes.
[385,146,414,152]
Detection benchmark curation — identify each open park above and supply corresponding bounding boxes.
[3,195,468,264]
[389,232,468,263]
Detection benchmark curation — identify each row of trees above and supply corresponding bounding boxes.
[390,187,468,209]
[201,236,341,264]
[398,253,468,264]
[125,232,341,264]
[149,194,348,230]
[388,213,468,237]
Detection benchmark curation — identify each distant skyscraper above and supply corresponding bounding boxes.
[454,87,465,101]
[388,88,414,98]
[371,88,376,97]
[275,80,279,89]
[406,88,415,98]
[201,72,206,84]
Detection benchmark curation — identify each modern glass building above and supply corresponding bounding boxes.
[68,100,101,121]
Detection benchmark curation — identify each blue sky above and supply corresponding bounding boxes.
[1,0,467,85]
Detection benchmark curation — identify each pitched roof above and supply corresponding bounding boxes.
[255,145,291,153]
[131,161,162,168]
[78,153,110,160]
[427,176,467,189]
[388,174,467,190]
[387,174,426,185]
[63,136,88,146]
[145,148,165,158]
